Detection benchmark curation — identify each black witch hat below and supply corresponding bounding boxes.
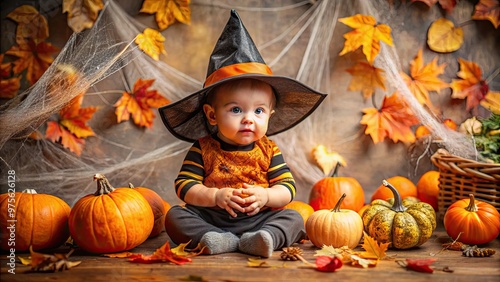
[159,9,327,142]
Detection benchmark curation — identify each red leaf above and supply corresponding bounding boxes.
[406,258,437,273]
[128,241,192,265]
[315,256,342,272]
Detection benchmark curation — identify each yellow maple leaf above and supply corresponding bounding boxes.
[346,62,386,99]
[359,232,389,260]
[472,0,500,29]
[339,14,393,64]
[481,91,500,114]
[311,145,347,176]
[427,18,464,53]
[7,5,49,43]
[140,0,191,31]
[360,93,420,144]
[400,49,448,113]
[63,0,104,33]
[135,28,167,61]
[450,58,489,111]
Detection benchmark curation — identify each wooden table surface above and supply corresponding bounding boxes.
[1,224,499,282]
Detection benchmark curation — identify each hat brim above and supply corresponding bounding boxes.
[158,74,327,143]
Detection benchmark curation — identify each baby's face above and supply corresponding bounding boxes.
[203,82,274,146]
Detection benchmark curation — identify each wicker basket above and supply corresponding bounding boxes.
[431,149,500,220]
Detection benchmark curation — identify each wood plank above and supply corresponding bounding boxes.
[1,225,499,282]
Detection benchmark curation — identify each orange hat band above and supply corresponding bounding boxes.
[204,62,273,87]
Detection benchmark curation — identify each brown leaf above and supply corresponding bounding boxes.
[360,93,420,144]
[135,28,167,61]
[346,62,386,99]
[63,0,104,32]
[427,18,463,53]
[359,232,390,260]
[140,0,191,31]
[0,76,21,99]
[28,246,81,272]
[6,39,59,85]
[7,5,49,43]
[411,0,457,13]
[472,0,500,29]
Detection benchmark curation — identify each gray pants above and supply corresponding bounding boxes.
[165,204,307,250]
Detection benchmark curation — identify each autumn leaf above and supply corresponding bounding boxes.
[63,0,104,33]
[398,258,437,273]
[140,0,191,31]
[360,93,420,144]
[349,254,378,268]
[171,241,206,257]
[0,55,21,98]
[412,0,457,13]
[472,0,500,29]
[311,145,347,176]
[346,62,386,99]
[339,14,393,64]
[359,232,390,260]
[6,39,59,85]
[450,58,490,111]
[128,240,192,265]
[7,5,49,43]
[481,91,500,114]
[427,18,463,53]
[114,78,170,128]
[400,49,448,112]
[315,256,343,272]
[135,28,167,61]
[103,252,134,258]
[45,93,97,156]
[20,246,81,272]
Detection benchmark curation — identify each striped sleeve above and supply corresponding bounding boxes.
[174,141,204,201]
[267,144,296,199]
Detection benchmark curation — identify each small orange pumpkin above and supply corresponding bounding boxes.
[0,189,71,251]
[278,201,314,225]
[309,163,365,212]
[416,170,440,211]
[129,183,167,238]
[371,176,416,202]
[306,194,364,249]
[69,174,154,254]
[443,194,500,245]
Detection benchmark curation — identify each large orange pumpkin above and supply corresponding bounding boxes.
[309,163,365,212]
[69,174,154,254]
[443,194,500,245]
[416,170,440,211]
[370,176,416,202]
[129,183,167,238]
[0,189,71,251]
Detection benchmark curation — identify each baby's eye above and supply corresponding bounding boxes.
[231,107,242,113]
[255,107,264,114]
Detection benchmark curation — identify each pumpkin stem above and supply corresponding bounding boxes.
[465,194,478,212]
[22,189,37,194]
[382,180,407,212]
[93,173,115,195]
[329,162,342,177]
[128,183,135,188]
[332,193,346,212]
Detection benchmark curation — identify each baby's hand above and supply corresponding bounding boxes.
[236,183,269,216]
[215,188,246,217]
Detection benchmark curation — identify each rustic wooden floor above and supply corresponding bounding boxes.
[1,224,499,282]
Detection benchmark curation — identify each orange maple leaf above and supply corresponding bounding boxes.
[128,241,192,265]
[7,5,49,43]
[472,0,500,29]
[339,14,393,64]
[360,93,420,144]
[359,232,390,260]
[140,0,191,31]
[45,93,97,156]
[450,58,490,111]
[0,54,21,99]
[411,0,457,13]
[135,28,167,61]
[114,78,170,128]
[481,91,500,114]
[346,62,386,99]
[400,49,448,113]
[62,0,104,33]
[6,39,59,85]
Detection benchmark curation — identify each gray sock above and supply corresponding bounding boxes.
[200,232,239,255]
[238,230,274,258]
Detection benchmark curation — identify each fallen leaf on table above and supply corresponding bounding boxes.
[171,241,206,257]
[63,0,104,32]
[315,256,343,272]
[472,0,500,29]
[7,5,49,42]
[103,252,134,258]
[427,18,463,53]
[135,28,167,61]
[128,240,192,265]
[349,254,378,268]
[18,246,81,272]
[346,62,386,99]
[481,91,500,114]
[450,58,490,111]
[359,231,389,260]
[140,0,191,30]
[398,258,437,273]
